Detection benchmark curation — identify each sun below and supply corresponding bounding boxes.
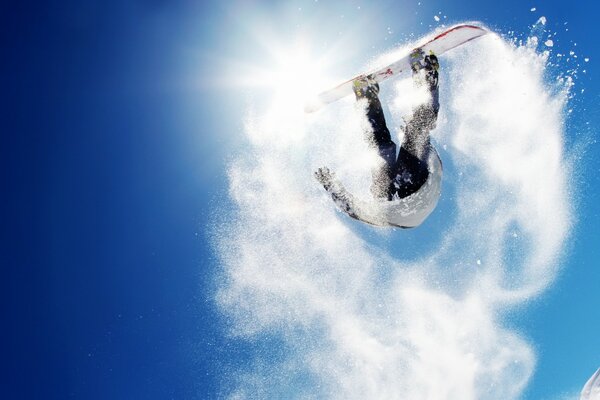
[266,45,329,107]
[228,36,336,115]
[258,44,334,143]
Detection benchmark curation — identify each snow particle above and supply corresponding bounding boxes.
[531,7,536,11]
[538,16,547,25]
[434,15,440,22]
[584,57,590,62]
[544,39,554,47]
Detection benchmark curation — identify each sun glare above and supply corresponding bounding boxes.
[238,38,334,115]
[236,39,338,144]
[270,49,325,103]
[265,49,333,117]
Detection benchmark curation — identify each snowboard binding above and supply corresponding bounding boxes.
[410,48,439,88]
[352,74,380,100]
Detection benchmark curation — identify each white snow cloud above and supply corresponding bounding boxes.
[215,29,574,399]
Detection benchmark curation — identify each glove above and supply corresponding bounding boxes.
[314,167,335,191]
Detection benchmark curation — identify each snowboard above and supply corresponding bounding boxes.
[304,24,489,113]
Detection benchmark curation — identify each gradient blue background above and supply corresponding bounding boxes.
[2,1,598,399]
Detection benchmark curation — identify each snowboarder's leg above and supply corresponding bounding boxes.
[393,51,440,198]
[353,76,396,199]
[403,50,439,158]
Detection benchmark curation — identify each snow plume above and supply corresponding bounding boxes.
[214,30,574,399]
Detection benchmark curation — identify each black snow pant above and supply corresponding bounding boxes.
[360,74,439,200]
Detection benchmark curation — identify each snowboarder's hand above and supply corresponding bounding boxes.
[314,167,334,190]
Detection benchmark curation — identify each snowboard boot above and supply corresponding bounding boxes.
[409,48,426,73]
[410,49,439,89]
[423,53,439,87]
[353,74,380,100]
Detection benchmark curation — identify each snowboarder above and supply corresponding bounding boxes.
[314,49,443,228]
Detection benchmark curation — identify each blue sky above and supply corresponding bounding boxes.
[2,1,598,399]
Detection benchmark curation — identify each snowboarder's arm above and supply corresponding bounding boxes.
[314,167,387,227]
[314,167,359,219]
[314,161,442,229]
